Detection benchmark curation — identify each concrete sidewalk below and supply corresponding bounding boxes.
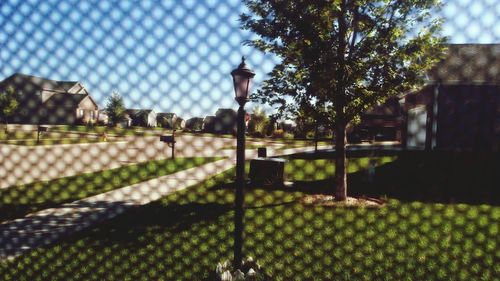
[0,158,235,259]
[0,145,326,259]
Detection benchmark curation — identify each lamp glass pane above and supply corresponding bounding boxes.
[233,74,250,99]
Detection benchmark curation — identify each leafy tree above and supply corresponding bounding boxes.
[242,0,446,200]
[0,86,19,134]
[105,91,126,127]
[248,106,269,137]
[294,108,317,138]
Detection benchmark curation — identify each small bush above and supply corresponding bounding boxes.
[272,129,284,138]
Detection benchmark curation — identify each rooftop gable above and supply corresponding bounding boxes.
[0,73,79,93]
[428,44,500,84]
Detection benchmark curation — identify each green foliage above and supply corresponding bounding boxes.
[293,109,316,138]
[241,0,447,199]
[248,106,270,137]
[0,86,19,131]
[242,0,447,124]
[105,91,126,126]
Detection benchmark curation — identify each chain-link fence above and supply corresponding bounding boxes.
[0,0,499,280]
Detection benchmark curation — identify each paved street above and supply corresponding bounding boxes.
[0,134,236,188]
[0,134,326,188]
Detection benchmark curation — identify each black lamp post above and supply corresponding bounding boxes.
[231,56,255,269]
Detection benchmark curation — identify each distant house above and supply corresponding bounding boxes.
[0,73,98,125]
[125,109,157,127]
[213,108,237,134]
[175,117,186,130]
[348,97,404,143]
[185,117,204,132]
[202,115,216,133]
[402,44,500,151]
[97,110,109,125]
[157,113,178,129]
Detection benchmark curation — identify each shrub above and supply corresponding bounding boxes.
[272,129,284,138]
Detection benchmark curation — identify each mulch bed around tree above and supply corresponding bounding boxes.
[301,194,385,207]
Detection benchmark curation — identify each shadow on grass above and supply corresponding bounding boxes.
[0,157,220,222]
[348,151,500,205]
[2,166,499,281]
[69,201,233,248]
[264,151,499,206]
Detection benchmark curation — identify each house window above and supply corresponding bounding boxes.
[90,110,95,120]
[79,109,84,117]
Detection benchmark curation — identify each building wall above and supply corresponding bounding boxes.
[436,84,499,151]
[402,85,434,149]
[147,112,157,127]
[44,96,97,125]
[403,84,499,151]
[78,97,99,124]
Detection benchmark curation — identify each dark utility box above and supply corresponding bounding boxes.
[249,158,286,187]
[257,147,267,158]
[160,135,175,143]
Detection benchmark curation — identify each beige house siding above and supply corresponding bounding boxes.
[76,96,99,123]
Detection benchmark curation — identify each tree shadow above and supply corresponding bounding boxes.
[264,151,499,205]
[68,200,233,249]
[348,151,499,205]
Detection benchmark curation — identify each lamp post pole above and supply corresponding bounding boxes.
[234,102,246,270]
[231,56,255,270]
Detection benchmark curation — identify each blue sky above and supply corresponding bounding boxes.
[1,0,499,118]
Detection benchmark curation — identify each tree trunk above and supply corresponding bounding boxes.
[334,0,348,201]
[334,119,347,201]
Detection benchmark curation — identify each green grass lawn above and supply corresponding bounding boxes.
[285,157,397,181]
[51,125,163,137]
[0,137,117,146]
[0,129,125,146]
[0,157,221,222]
[221,140,331,151]
[14,125,161,137]
[0,155,498,281]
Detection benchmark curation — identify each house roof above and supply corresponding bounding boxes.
[428,44,500,84]
[126,109,155,118]
[44,93,91,108]
[156,113,176,119]
[215,108,236,116]
[364,97,401,117]
[0,73,79,93]
[125,109,142,116]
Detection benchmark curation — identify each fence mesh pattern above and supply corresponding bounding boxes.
[0,0,499,280]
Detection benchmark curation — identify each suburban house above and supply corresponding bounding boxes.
[202,115,216,133]
[0,73,98,125]
[157,112,183,129]
[200,109,238,134]
[185,117,204,132]
[215,108,237,134]
[402,44,499,151]
[348,97,404,143]
[97,110,109,125]
[125,109,157,127]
